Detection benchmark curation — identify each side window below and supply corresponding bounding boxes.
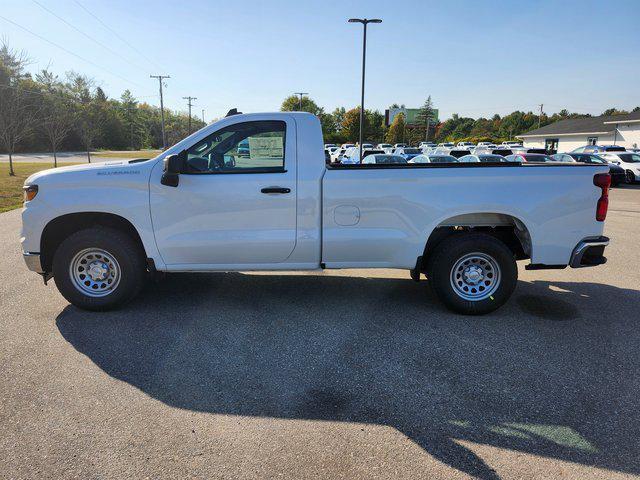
[184,120,286,174]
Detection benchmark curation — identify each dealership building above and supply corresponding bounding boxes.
[518,111,640,152]
[385,107,439,127]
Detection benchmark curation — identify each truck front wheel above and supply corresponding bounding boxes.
[427,233,518,315]
[52,227,145,311]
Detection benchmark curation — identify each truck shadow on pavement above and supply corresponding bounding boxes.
[56,273,640,479]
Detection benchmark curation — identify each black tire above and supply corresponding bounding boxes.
[626,170,636,184]
[427,233,518,315]
[52,227,145,311]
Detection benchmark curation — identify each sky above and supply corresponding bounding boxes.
[1,0,639,122]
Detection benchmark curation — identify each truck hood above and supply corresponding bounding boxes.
[24,159,156,185]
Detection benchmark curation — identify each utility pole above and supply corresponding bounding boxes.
[183,96,197,134]
[538,103,544,129]
[348,18,382,162]
[201,109,205,123]
[150,75,170,150]
[294,92,308,111]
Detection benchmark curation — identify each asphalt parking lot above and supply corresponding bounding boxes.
[1,187,639,479]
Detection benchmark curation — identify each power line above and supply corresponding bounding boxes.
[73,0,164,71]
[31,0,147,74]
[0,14,148,90]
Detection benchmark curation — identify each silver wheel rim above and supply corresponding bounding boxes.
[450,252,501,301]
[69,248,121,297]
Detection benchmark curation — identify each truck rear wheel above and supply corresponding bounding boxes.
[52,227,145,311]
[427,233,517,315]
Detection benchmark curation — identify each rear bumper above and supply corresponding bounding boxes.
[23,252,44,273]
[569,236,609,268]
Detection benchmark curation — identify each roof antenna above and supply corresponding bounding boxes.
[226,108,242,117]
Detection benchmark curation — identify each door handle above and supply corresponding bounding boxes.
[261,187,291,194]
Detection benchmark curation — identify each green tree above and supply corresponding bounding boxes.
[339,107,385,143]
[341,107,361,141]
[416,95,436,141]
[280,95,322,115]
[385,112,405,144]
[40,78,72,167]
[602,108,629,116]
[0,42,38,175]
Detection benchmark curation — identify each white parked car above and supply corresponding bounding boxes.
[393,147,423,161]
[457,142,476,149]
[21,111,611,315]
[437,142,455,149]
[340,146,359,164]
[377,143,393,152]
[549,153,577,163]
[393,143,408,148]
[598,152,640,183]
[361,154,407,164]
[343,149,386,164]
[458,154,507,163]
[408,154,458,164]
[502,141,523,147]
[331,147,347,163]
[324,143,337,149]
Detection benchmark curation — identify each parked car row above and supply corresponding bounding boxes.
[324,142,638,185]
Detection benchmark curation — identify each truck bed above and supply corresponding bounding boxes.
[321,162,607,269]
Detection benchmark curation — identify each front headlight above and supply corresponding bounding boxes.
[23,185,38,202]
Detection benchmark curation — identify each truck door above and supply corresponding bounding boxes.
[149,118,297,267]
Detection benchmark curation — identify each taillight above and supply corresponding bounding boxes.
[593,173,610,221]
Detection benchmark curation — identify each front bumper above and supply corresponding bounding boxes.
[569,236,609,268]
[23,252,44,273]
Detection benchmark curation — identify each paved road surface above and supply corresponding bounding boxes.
[1,188,639,479]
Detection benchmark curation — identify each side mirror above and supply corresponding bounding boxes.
[161,153,185,187]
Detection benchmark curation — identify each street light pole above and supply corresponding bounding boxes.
[348,18,382,163]
[294,92,308,111]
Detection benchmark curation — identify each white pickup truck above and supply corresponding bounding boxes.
[21,112,611,314]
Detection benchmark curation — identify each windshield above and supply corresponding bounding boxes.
[429,155,458,163]
[619,153,640,163]
[478,155,505,162]
[374,155,407,164]
[404,148,421,154]
[586,155,607,164]
[523,154,553,162]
